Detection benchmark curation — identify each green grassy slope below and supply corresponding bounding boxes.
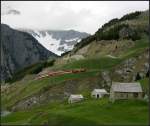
[2,71,98,109]
[1,98,148,125]
[2,35,149,110]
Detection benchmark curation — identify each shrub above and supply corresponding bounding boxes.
[120,11,141,21]
[96,23,141,41]
[5,59,55,83]
[146,70,149,77]
[96,24,129,41]
[102,18,119,29]
[74,35,96,52]
[95,11,142,41]
[135,72,142,81]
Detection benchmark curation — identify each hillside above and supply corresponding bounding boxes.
[1,24,57,82]
[1,10,149,125]
[61,10,149,58]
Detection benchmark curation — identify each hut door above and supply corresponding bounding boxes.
[97,94,99,98]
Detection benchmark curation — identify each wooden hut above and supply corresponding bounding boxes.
[91,89,108,98]
[68,94,84,103]
[109,82,143,102]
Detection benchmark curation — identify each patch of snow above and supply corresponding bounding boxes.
[65,37,79,42]
[58,43,74,53]
[32,31,62,56]
[64,43,74,50]
[77,39,81,43]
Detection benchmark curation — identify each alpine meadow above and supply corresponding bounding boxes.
[1,1,149,126]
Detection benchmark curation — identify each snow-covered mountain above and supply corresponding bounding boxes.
[18,29,90,56]
[1,4,90,56]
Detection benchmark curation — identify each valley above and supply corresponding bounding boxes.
[1,10,149,125]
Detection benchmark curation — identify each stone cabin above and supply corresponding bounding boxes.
[91,89,108,99]
[68,94,84,103]
[109,82,143,102]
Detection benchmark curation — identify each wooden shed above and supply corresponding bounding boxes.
[109,82,143,102]
[91,89,108,98]
[68,94,84,103]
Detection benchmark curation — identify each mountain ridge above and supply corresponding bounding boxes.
[1,24,57,82]
[17,29,90,55]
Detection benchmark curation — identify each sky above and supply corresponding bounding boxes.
[1,1,149,34]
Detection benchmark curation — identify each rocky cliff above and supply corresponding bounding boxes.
[0,24,57,82]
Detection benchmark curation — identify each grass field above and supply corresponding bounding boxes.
[1,98,149,125]
[62,57,122,70]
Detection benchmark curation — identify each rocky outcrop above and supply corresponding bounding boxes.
[113,50,149,82]
[1,24,57,82]
[101,71,112,86]
[119,27,135,39]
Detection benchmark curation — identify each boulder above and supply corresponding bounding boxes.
[119,27,134,39]
[101,71,111,86]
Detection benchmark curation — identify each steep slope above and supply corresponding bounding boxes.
[1,24,57,82]
[62,10,149,58]
[18,29,90,56]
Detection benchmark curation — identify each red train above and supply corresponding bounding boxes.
[36,68,86,80]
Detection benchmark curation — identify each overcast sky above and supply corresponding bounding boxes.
[1,1,149,34]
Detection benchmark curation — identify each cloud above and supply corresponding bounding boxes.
[1,1,149,34]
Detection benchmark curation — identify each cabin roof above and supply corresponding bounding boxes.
[93,89,107,93]
[111,82,143,93]
[69,94,84,99]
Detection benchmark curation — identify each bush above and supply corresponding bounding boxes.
[120,11,141,21]
[95,11,142,41]
[96,23,141,41]
[96,24,129,41]
[5,59,55,83]
[74,35,96,52]
[146,70,149,77]
[102,18,119,29]
[135,72,142,81]
[130,30,141,41]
